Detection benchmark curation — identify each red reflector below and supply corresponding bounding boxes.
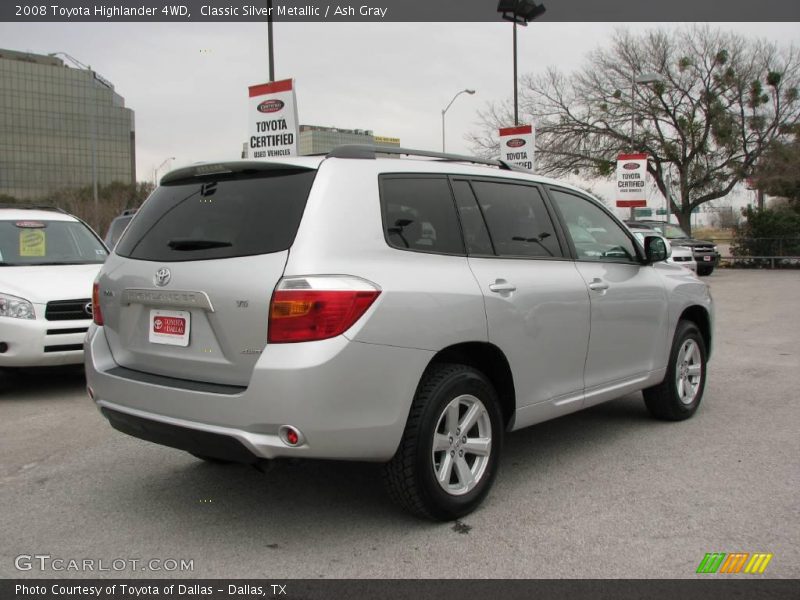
[286,429,299,446]
[92,282,104,326]
[268,289,380,343]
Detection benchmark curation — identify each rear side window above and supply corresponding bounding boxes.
[380,176,465,255]
[115,169,315,261]
[470,181,562,258]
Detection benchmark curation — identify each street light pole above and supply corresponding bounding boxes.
[497,1,546,128]
[628,72,663,220]
[441,89,476,152]
[513,21,518,125]
[629,72,663,151]
[266,0,275,81]
[630,71,636,151]
[153,157,176,187]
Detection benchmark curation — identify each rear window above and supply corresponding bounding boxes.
[115,169,316,261]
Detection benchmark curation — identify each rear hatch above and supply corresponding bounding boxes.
[98,162,317,386]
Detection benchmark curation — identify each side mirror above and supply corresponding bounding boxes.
[644,235,671,263]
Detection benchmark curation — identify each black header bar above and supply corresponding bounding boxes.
[3,0,799,23]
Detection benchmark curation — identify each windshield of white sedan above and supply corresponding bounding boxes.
[0,220,107,266]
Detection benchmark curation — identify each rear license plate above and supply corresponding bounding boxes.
[703,256,712,261]
[149,309,190,347]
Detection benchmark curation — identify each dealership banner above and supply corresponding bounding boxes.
[615,153,648,208]
[499,125,534,171]
[248,79,298,160]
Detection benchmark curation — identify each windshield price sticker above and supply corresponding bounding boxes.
[19,229,46,257]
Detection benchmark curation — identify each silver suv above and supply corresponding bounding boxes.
[86,146,713,520]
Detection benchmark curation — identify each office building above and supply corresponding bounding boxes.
[298,125,400,155]
[0,48,135,200]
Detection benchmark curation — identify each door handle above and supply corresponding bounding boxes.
[489,279,517,293]
[588,279,609,292]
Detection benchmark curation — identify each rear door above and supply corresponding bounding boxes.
[454,177,591,413]
[98,164,316,386]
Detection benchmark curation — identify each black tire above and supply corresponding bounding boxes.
[383,363,503,521]
[643,320,707,421]
[696,265,714,276]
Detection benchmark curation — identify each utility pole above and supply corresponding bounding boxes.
[267,0,275,81]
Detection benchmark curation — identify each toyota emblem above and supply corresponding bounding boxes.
[84,302,93,316]
[154,267,171,287]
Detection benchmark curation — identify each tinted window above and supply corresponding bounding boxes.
[380,176,464,255]
[0,220,107,266]
[470,181,561,258]
[105,215,134,250]
[115,169,315,262]
[549,189,639,263]
[451,180,494,256]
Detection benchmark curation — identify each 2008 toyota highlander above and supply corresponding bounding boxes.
[86,145,713,520]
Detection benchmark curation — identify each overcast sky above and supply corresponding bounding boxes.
[1,21,797,212]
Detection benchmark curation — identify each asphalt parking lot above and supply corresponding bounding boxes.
[1,269,798,579]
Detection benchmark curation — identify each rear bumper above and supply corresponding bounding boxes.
[100,404,261,464]
[85,325,433,462]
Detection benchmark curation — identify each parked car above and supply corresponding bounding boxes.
[104,208,138,251]
[627,224,697,272]
[626,220,719,276]
[0,205,107,367]
[86,146,713,520]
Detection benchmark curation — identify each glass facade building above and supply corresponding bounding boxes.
[0,48,135,200]
[298,125,400,155]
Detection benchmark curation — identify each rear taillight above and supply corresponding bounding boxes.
[92,282,104,326]
[268,276,380,343]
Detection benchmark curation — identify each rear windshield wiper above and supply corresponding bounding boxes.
[167,239,233,251]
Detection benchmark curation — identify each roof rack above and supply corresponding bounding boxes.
[326,144,529,173]
[0,203,68,214]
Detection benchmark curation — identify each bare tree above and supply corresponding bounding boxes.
[470,26,800,234]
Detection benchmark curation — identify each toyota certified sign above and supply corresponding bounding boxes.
[498,125,534,171]
[616,153,649,208]
[247,78,299,160]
